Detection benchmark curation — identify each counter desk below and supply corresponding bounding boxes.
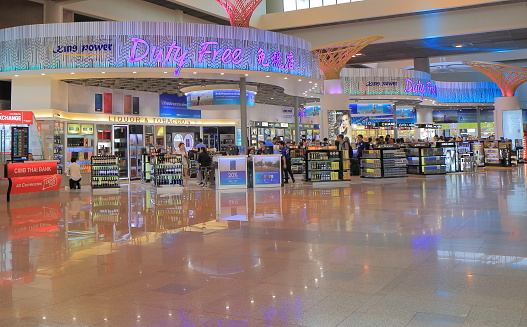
[1,161,62,202]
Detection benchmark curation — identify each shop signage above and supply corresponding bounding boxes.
[7,162,58,178]
[374,122,395,127]
[0,111,33,124]
[10,174,62,194]
[415,123,437,129]
[397,123,416,128]
[107,115,194,125]
[1,22,317,78]
[404,78,437,100]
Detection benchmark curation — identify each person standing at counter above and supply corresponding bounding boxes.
[257,141,266,154]
[27,153,35,161]
[195,138,206,149]
[356,135,366,160]
[197,147,211,186]
[174,143,189,186]
[279,141,295,184]
[66,157,82,190]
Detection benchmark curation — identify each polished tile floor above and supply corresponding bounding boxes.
[1,167,527,326]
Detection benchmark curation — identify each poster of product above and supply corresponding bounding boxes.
[350,103,393,115]
[457,109,478,123]
[433,110,458,123]
[187,90,255,107]
[328,110,352,141]
[503,110,523,142]
[218,157,247,186]
[253,156,281,185]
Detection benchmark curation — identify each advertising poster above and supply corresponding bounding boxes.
[457,109,478,123]
[81,124,94,135]
[159,94,201,118]
[218,157,247,186]
[503,110,523,142]
[329,110,352,141]
[187,90,255,107]
[304,105,320,117]
[480,109,495,123]
[350,104,393,115]
[253,156,281,185]
[103,93,112,114]
[95,94,103,112]
[433,110,458,123]
[0,111,33,124]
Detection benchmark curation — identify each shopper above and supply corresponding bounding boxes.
[197,147,211,186]
[379,136,385,144]
[279,141,295,184]
[66,157,82,190]
[337,135,350,151]
[356,134,366,160]
[175,142,189,186]
[195,138,206,149]
[265,137,274,146]
[257,140,266,154]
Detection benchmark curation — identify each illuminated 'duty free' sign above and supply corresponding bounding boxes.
[0,22,317,78]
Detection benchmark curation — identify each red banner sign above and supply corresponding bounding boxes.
[10,174,62,194]
[7,162,58,178]
[0,111,33,124]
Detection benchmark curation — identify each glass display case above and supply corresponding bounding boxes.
[113,125,128,178]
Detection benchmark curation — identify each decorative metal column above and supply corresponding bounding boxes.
[312,36,384,80]
[464,61,527,138]
[215,0,263,28]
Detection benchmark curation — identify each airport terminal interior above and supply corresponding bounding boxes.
[1,0,527,326]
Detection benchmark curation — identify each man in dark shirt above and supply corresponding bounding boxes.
[197,147,212,186]
[357,134,366,160]
[279,141,295,184]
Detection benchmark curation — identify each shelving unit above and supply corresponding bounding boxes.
[304,147,344,182]
[91,155,120,189]
[129,125,143,180]
[151,154,183,187]
[290,146,305,174]
[141,153,152,182]
[405,147,446,175]
[113,125,128,178]
[341,150,351,181]
[361,147,407,178]
[66,123,94,174]
[53,122,64,174]
[483,141,500,166]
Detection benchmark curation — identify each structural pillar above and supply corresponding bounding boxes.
[476,107,482,138]
[392,102,398,139]
[239,76,248,147]
[294,96,300,144]
[415,107,433,140]
[44,1,63,24]
[494,96,521,139]
[414,57,430,74]
[319,80,350,140]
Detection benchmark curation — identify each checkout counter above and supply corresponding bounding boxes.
[0,160,62,202]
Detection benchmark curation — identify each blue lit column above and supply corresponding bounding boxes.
[239,76,248,147]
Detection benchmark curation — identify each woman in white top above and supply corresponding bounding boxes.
[174,142,189,186]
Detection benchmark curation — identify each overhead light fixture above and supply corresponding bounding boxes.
[245,74,249,76]
[163,71,168,74]
[284,77,288,79]
[71,72,75,74]
[266,75,270,77]
[101,72,106,74]
[220,73,225,75]
[133,71,137,74]
[454,44,463,48]
[41,73,46,76]
[193,72,197,74]
[356,53,363,56]
[14,75,18,77]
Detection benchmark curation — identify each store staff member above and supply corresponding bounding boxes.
[356,134,366,160]
[27,153,35,161]
[279,141,295,184]
[195,138,206,149]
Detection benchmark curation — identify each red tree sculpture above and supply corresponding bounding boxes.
[464,61,527,97]
[215,0,263,28]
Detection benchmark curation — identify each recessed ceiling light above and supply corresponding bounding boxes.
[14,75,18,77]
[70,72,75,74]
[101,72,106,74]
[298,79,302,81]
[284,77,288,79]
[163,72,168,74]
[133,71,137,74]
[356,53,363,56]
[220,73,225,75]
[266,75,270,77]
[193,72,197,74]
[454,44,463,48]
[41,73,45,76]
[352,55,356,57]
[245,74,249,76]
[271,97,274,99]
[309,81,312,83]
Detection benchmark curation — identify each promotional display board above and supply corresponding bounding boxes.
[187,90,255,107]
[350,103,393,115]
[503,110,523,144]
[9,174,62,195]
[252,155,282,187]
[216,156,247,189]
[328,110,352,141]
[0,22,318,78]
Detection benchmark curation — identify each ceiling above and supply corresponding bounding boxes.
[142,0,230,25]
[62,78,319,107]
[348,28,527,64]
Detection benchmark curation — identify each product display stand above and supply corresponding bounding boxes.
[150,154,183,187]
[141,153,152,182]
[341,150,351,181]
[91,155,120,189]
[361,146,407,178]
[405,145,446,175]
[304,147,343,182]
[289,146,305,174]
